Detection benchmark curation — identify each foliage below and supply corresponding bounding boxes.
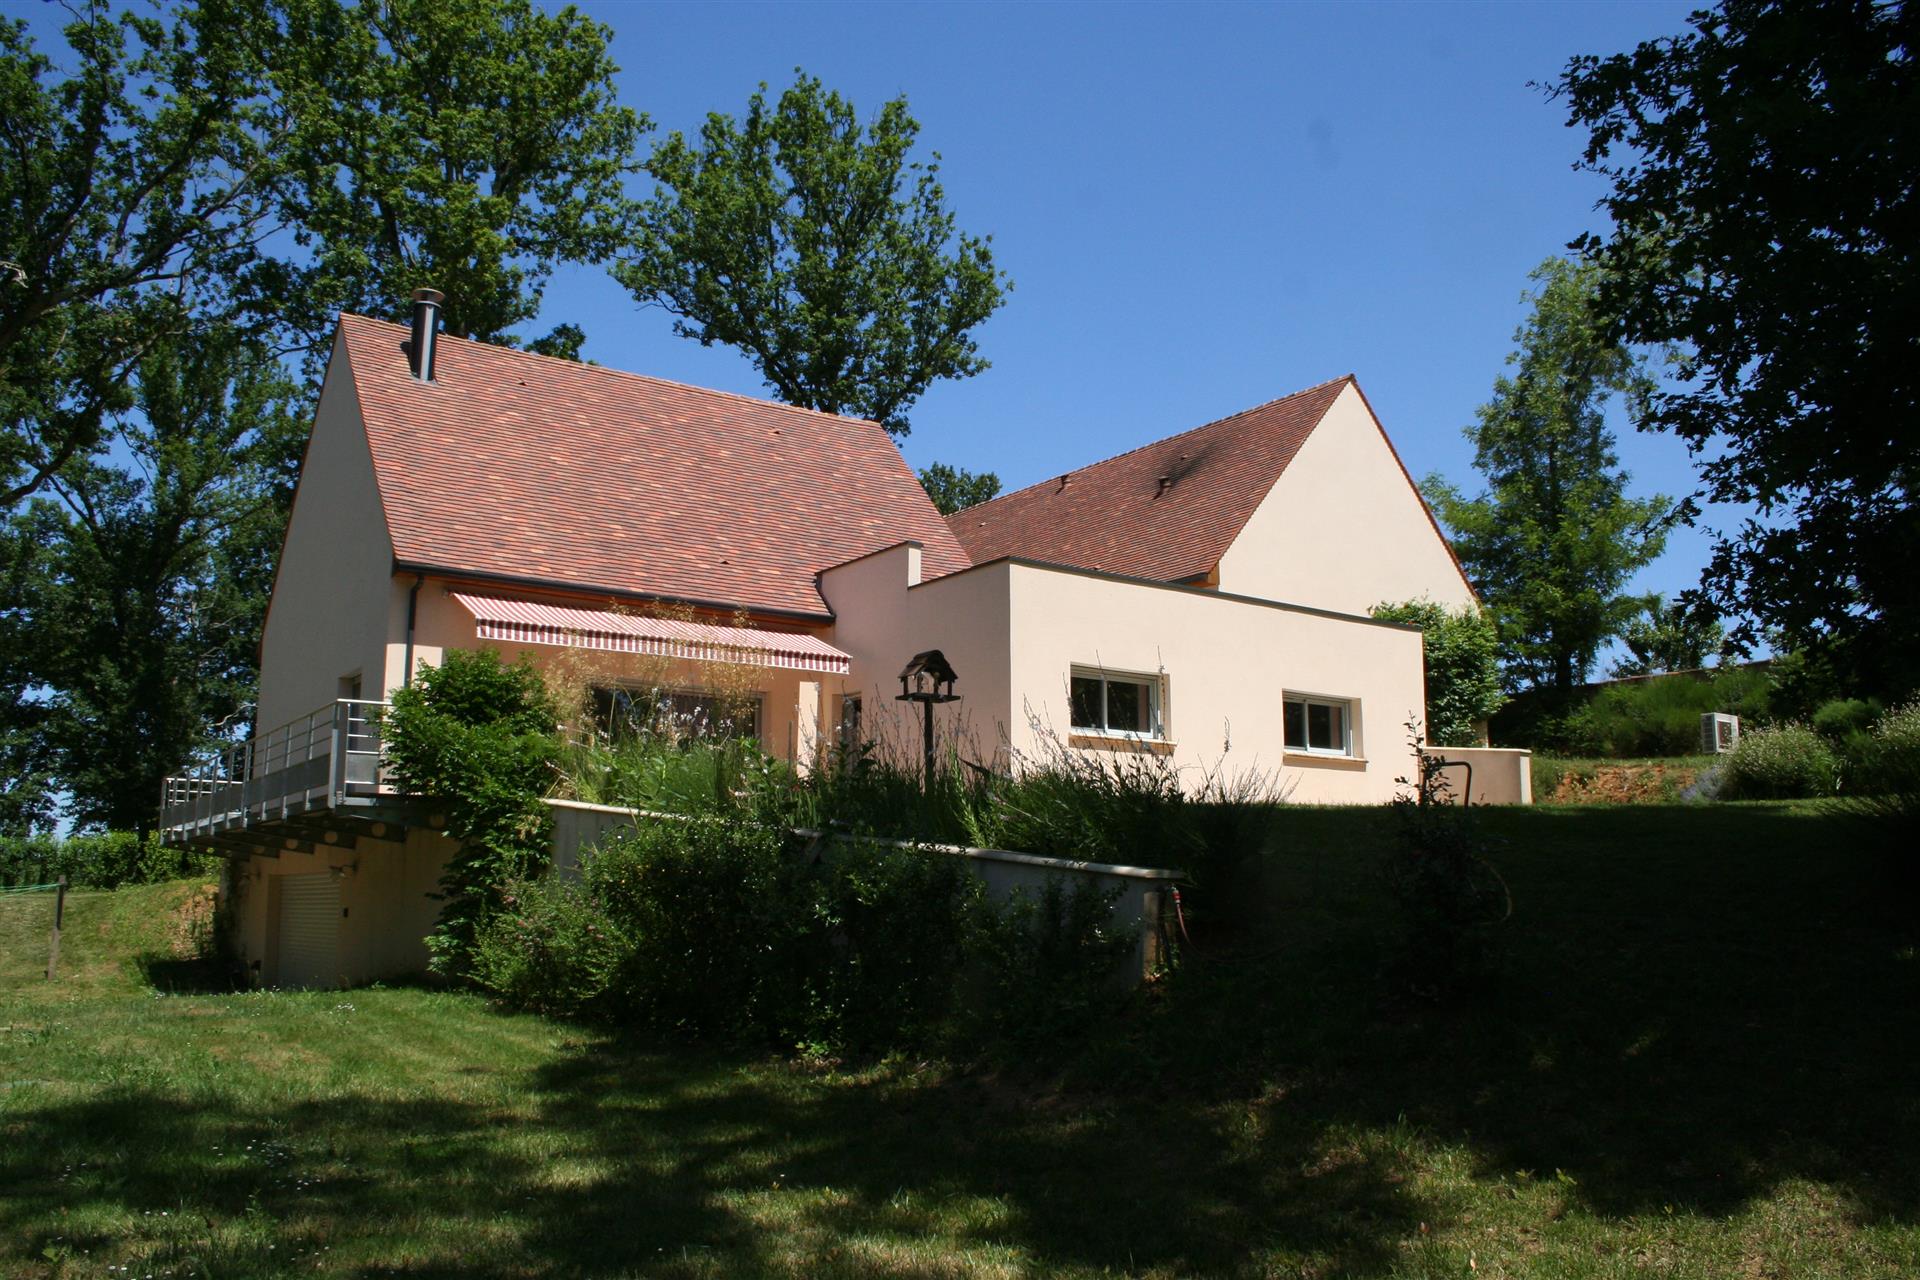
[1382,723,1510,994]
[1423,257,1669,699]
[468,868,623,1018]
[965,876,1131,1051]
[917,461,1002,515]
[1843,701,1920,853]
[0,1,278,508]
[381,649,559,977]
[615,70,1009,435]
[0,829,212,888]
[259,0,647,359]
[1369,600,1505,746]
[557,731,794,818]
[1556,666,1772,758]
[4,323,304,833]
[1556,0,1920,691]
[1719,724,1839,801]
[1609,593,1725,679]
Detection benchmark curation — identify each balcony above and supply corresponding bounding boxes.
[160,699,407,845]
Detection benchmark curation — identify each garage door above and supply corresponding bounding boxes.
[277,873,340,989]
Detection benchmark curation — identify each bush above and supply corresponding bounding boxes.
[1719,724,1839,800]
[1847,700,1920,799]
[0,831,210,888]
[469,808,1135,1056]
[382,649,561,977]
[1558,667,1773,757]
[1370,600,1505,747]
[469,872,623,1017]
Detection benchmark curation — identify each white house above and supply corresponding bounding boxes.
[163,292,1525,987]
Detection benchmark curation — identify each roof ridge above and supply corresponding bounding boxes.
[961,373,1354,513]
[339,312,890,433]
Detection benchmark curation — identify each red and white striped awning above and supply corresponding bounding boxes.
[450,593,851,676]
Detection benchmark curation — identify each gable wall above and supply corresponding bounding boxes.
[1215,384,1476,616]
[256,335,402,731]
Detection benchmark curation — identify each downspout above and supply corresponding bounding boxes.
[402,573,425,688]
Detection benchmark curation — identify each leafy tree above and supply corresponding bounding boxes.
[918,462,1001,515]
[259,0,648,358]
[0,1,278,506]
[1609,594,1725,679]
[10,324,303,833]
[1424,257,1669,699]
[1370,601,1506,747]
[0,523,55,835]
[381,648,558,977]
[1555,0,1920,690]
[615,71,1009,435]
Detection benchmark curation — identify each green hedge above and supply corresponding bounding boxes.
[0,831,208,888]
[472,816,1127,1055]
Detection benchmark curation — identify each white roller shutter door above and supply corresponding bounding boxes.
[277,873,340,988]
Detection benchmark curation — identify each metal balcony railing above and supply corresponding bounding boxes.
[159,699,391,842]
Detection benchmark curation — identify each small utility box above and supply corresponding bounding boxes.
[1702,712,1741,754]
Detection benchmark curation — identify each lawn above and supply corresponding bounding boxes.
[2,804,1916,1279]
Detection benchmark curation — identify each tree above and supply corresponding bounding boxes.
[917,462,1001,515]
[12,323,303,833]
[1424,257,1670,699]
[259,0,648,359]
[614,71,1009,435]
[1555,0,1920,691]
[0,1,279,507]
[1608,594,1725,679]
[1370,601,1506,747]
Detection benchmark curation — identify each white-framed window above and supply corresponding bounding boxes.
[1070,666,1165,739]
[1284,693,1354,756]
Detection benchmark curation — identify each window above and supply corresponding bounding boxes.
[592,686,760,745]
[838,694,862,751]
[1284,694,1353,756]
[1070,667,1163,738]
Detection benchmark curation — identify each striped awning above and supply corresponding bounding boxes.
[450,593,851,676]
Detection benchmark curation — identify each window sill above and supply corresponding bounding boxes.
[1070,733,1176,756]
[1283,751,1368,769]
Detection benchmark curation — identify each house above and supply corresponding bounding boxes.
[162,292,1526,988]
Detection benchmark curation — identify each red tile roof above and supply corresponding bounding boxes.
[338,315,970,618]
[947,376,1352,582]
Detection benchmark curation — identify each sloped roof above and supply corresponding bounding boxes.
[947,376,1352,582]
[338,315,970,618]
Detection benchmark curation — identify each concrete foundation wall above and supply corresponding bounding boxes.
[226,827,455,988]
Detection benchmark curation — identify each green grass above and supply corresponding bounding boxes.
[3,806,1918,1279]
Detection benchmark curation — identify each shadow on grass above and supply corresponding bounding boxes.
[1146,802,1920,1226]
[6,804,1913,1277]
[1,1044,1425,1277]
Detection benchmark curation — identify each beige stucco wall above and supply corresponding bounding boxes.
[226,826,454,987]
[1215,383,1478,616]
[822,545,1016,770]
[824,550,1428,804]
[1421,746,1533,806]
[257,333,401,731]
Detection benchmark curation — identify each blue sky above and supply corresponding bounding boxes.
[17,0,1717,610]
[547,0,1718,616]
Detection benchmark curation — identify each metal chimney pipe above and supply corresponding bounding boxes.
[409,288,444,382]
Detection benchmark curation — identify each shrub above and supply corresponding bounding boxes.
[1370,600,1505,747]
[0,831,211,888]
[1847,700,1920,799]
[470,872,624,1017]
[1558,666,1773,757]
[1719,723,1839,800]
[382,649,561,977]
[1381,736,1510,994]
[586,814,796,1038]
